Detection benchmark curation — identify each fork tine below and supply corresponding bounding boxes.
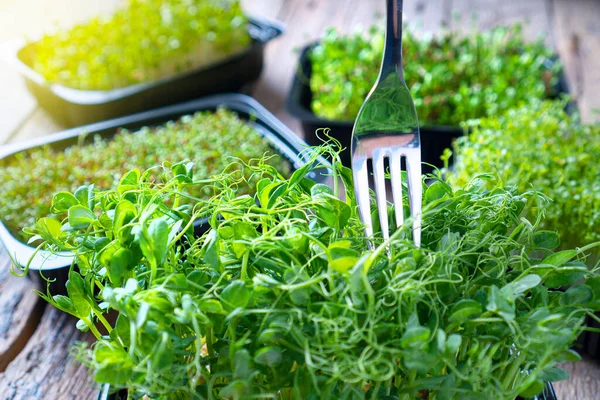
[405,149,422,247]
[353,157,374,240]
[373,149,390,241]
[389,149,404,231]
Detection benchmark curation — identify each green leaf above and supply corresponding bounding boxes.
[560,285,594,306]
[68,205,97,230]
[51,192,79,213]
[198,299,225,315]
[135,302,150,329]
[506,274,541,296]
[259,181,287,209]
[140,219,169,268]
[171,161,194,184]
[540,367,569,382]
[425,181,451,202]
[113,200,137,245]
[233,349,253,380]
[449,299,482,322]
[543,261,588,288]
[446,334,462,354]
[437,232,461,253]
[52,294,76,315]
[34,217,64,240]
[486,285,515,320]
[519,380,545,398]
[74,184,94,209]
[202,230,221,270]
[65,269,91,318]
[254,346,282,367]
[542,250,578,267]
[109,247,133,285]
[400,326,431,348]
[328,241,359,274]
[287,162,311,190]
[93,344,135,386]
[555,349,582,363]
[533,230,560,250]
[220,280,251,312]
[118,169,140,194]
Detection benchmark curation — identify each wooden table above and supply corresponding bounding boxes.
[0,1,599,399]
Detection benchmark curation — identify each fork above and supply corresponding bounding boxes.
[351,0,422,247]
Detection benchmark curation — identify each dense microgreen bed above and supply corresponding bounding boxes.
[30,0,250,90]
[449,100,600,253]
[24,146,600,399]
[0,109,289,242]
[309,24,559,125]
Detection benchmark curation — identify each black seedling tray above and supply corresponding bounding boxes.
[98,382,557,400]
[0,93,329,294]
[286,43,570,172]
[9,17,284,127]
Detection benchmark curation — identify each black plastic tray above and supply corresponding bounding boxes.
[98,382,558,400]
[0,93,329,293]
[286,43,570,172]
[9,17,284,127]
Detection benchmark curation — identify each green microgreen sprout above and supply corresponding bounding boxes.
[309,24,560,126]
[0,108,290,243]
[449,100,600,255]
[23,144,600,400]
[30,0,251,90]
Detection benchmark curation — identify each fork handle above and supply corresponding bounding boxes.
[382,0,404,79]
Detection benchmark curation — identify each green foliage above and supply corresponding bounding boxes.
[309,24,559,126]
[28,146,600,399]
[449,100,600,252]
[31,0,250,90]
[0,109,289,243]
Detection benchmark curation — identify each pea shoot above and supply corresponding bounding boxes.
[310,24,560,126]
[25,145,600,399]
[31,0,251,90]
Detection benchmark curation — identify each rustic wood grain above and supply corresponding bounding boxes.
[449,0,554,44]
[0,306,97,400]
[550,0,600,123]
[0,247,44,373]
[555,357,600,400]
[0,1,599,399]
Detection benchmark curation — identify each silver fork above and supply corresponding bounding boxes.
[351,0,422,247]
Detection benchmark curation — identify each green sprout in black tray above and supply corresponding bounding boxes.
[449,100,600,253]
[30,0,251,90]
[25,146,600,399]
[0,109,290,243]
[309,24,560,126]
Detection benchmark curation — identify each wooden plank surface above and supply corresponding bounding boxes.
[0,248,44,373]
[550,0,600,123]
[0,306,97,400]
[0,1,599,399]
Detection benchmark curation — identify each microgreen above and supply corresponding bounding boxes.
[309,24,560,126]
[0,108,290,243]
[31,0,250,90]
[26,145,600,399]
[449,100,600,254]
